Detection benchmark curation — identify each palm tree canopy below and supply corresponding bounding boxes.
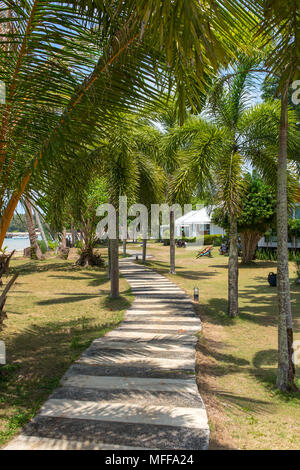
[165,62,300,212]
[0,0,259,244]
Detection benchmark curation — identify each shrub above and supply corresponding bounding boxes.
[204,234,223,246]
[38,240,48,254]
[255,248,300,262]
[48,240,59,251]
[295,258,300,280]
[256,248,277,261]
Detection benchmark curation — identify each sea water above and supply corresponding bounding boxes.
[3,236,41,251]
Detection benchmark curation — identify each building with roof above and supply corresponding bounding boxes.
[160,208,225,239]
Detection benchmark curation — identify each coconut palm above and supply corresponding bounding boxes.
[24,198,43,260]
[165,60,300,318]
[95,119,165,298]
[151,99,191,274]
[0,1,256,247]
[251,0,300,393]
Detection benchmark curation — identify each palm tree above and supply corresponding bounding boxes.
[250,0,300,391]
[0,1,256,247]
[33,208,48,250]
[152,100,188,274]
[24,199,43,260]
[134,124,165,263]
[90,118,164,298]
[37,159,108,266]
[166,60,300,318]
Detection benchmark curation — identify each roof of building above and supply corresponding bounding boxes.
[175,208,212,225]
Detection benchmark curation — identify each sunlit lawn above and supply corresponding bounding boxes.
[0,249,132,447]
[145,243,300,450]
[1,243,299,450]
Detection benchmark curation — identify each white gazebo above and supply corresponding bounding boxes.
[160,208,224,239]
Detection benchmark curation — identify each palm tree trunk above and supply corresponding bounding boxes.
[33,208,48,250]
[276,81,296,391]
[142,238,147,263]
[61,227,67,251]
[71,226,77,247]
[123,239,127,256]
[24,199,42,260]
[228,214,239,317]
[107,238,111,280]
[170,209,176,274]
[110,213,119,299]
[110,237,119,298]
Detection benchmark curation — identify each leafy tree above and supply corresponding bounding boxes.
[7,213,28,233]
[288,219,300,248]
[212,174,277,263]
[167,59,300,317]
[238,176,277,263]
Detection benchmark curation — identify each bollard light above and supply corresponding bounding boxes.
[136,255,138,261]
[194,287,199,302]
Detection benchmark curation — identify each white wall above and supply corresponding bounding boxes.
[210,224,224,236]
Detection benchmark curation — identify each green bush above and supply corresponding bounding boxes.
[38,240,48,254]
[177,235,223,245]
[295,258,300,280]
[256,248,300,262]
[256,248,277,261]
[181,236,196,243]
[48,240,59,251]
[204,234,223,246]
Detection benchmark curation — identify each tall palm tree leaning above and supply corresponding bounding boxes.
[24,198,43,260]
[32,208,48,250]
[254,0,300,391]
[166,58,300,318]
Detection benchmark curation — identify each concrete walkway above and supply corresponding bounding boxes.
[4,257,209,450]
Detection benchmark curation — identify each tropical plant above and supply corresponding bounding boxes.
[7,213,28,232]
[153,99,190,274]
[94,118,165,298]
[24,198,43,260]
[0,1,256,248]
[253,0,300,391]
[295,258,300,282]
[39,164,108,266]
[167,59,300,318]
[288,219,300,248]
[212,174,278,263]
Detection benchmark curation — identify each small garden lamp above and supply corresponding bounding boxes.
[194,287,199,302]
[136,255,139,261]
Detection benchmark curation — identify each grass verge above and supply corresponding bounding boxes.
[0,250,132,447]
[145,243,300,450]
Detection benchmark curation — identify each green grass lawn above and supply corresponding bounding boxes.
[1,244,299,450]
[0,250,132,447]
[145,243,300,450]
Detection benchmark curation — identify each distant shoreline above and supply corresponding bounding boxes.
[3,235,40,252]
